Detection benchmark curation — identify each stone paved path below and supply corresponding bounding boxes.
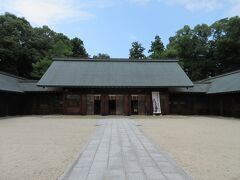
[60,118,191,180]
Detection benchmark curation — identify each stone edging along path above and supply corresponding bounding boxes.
[59,118,192,180]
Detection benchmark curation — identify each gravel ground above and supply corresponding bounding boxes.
[0,116,98,180]
[136,115,240,180]
[1,115,239,180]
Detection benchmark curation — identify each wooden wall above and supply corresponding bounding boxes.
[169,94,209,115]
[0,92,24,116]
[169,93,240,117]
[2,88,239,117]
[31,93,63,115]
[209,93,240,117]
[60,88,170,116]
[62,93,155,115]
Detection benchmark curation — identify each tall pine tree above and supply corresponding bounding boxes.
[129,42,146,59]
[148,35,164,59]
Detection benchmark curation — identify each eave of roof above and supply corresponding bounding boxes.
[18,80,61,92]
[169,82,210,94]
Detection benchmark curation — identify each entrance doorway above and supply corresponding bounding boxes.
[109,100,116,115]
[94,100,101,115]
[131,100,138,115]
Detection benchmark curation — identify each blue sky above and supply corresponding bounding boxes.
[0,0,240,57]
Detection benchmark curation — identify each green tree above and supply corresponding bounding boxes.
[0,12,36,77]
[211,17,240,74]
[0,13,89,78]
[164,17,240,80]
[93,53,110,59]
[31,58,52,79]
[160,48,177,58]
[50,40,73,57]
[71,37,88,57]
[166,24,213,80]
[148,35,165,59]
[129,41,146,59]
[33,25,56,56]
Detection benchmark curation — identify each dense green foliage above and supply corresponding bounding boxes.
[93,53,110,59]
[129,42,146,59]
[164,16,240,80]
[0,13,88,79]
[129,16,240,81]
[0,13,35,78]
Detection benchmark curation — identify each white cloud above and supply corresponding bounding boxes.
[162,0,223,12]
[127,0,151,5]
[0,0,239,27]
[1,0,94,26]
[160,0,240,17]
[227,0,240,17]
[79,0,116,8]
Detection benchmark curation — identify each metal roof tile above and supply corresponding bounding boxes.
[38,59,193,87]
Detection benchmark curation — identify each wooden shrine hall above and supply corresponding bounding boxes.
[0,58,240,117]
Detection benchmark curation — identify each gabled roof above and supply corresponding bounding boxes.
[38,58,193,88]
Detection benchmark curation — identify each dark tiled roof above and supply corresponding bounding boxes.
[2,59,239,94]
[18,80,61,92]
[0,71,60,93]
[0,71,24,92]
[198,70,240,94]
[38,58,193,88]
[170,82,210,94]
[172,70,240,94]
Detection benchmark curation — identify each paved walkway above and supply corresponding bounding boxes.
[60,118,191,180]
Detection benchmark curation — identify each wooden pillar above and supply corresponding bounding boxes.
[79,94,82,115]
[145,94,151,115]
[101,95,106,116]
[0,94,8,116]
[208,95,212,115]
[105,95,109,115]
[32,95,37,114]
[219,95,223,116]
[231,95,234,117]
[50,94,54,114]
[62,93,67,115]
[163,94,170,115]
[193,96,197,114]
[81,94,87,115]
[124,95,130,116]
[100,95,109,115]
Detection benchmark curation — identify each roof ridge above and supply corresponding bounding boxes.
[193,81,211,84]
[52,57,179,62]
[0,71,27,80]
[19,80,39,83]
[199,69,240,82]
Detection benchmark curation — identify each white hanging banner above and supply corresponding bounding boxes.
[152,91,161,114]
